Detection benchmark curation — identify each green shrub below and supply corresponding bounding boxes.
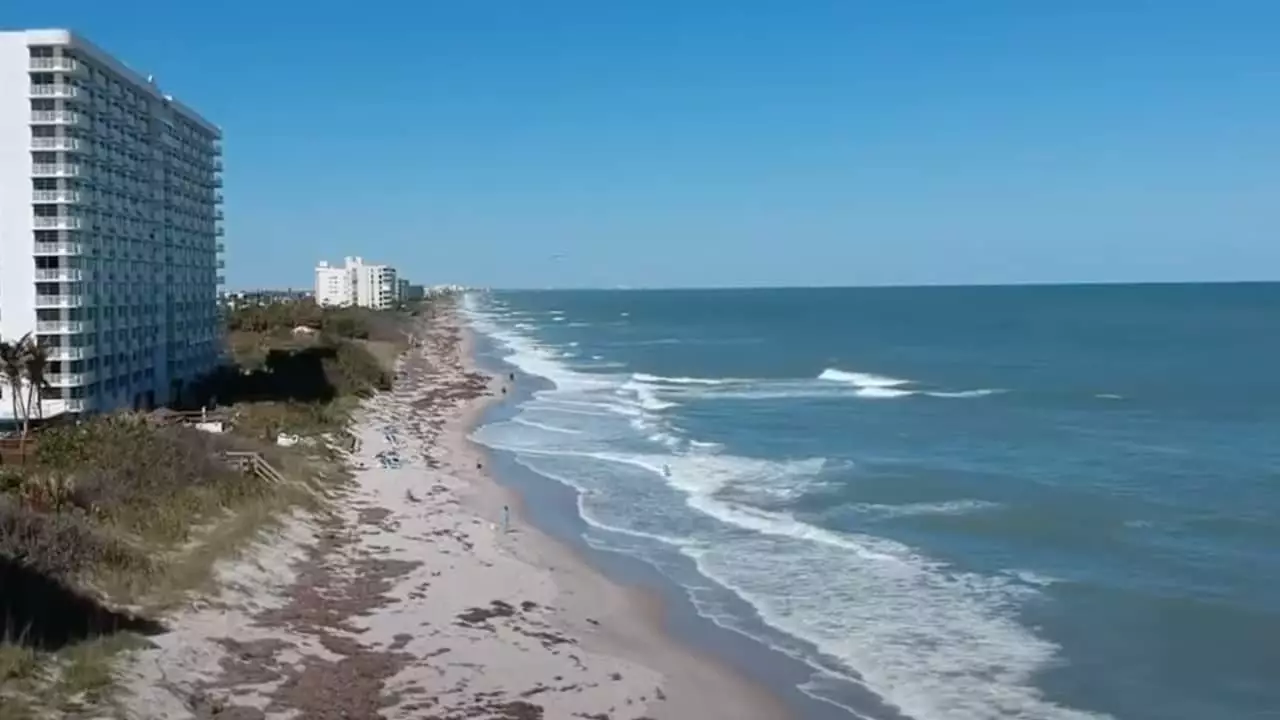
[321,340,391,397]
[35,415,264,542]
[0,498,149,584]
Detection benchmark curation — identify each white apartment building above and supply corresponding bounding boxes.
[314,261,350,307]
[0,29,224,419]
[314,257,399,310]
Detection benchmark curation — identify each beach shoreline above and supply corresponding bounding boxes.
[109,303,789,719]
[447,311,796,719]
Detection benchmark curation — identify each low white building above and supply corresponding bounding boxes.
[314,256,399,310]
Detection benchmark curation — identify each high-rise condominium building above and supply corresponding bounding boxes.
[314,257,399,310]
[0,29,225,419]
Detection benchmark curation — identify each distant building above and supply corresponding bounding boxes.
[219,289,310,310]
[314,261,351,307]
[314,256,398,310]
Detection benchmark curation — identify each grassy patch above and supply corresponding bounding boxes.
[51,633,145,702]
[0,640,39,683]
[0,299,426,714]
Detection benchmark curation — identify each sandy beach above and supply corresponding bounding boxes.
[113,307,788,719]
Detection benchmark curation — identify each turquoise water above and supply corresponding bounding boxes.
[464,284,1280,720]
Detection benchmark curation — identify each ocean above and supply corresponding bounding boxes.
[462,284,1280,720]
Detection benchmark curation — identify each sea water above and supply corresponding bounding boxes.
[464,284,1280,720]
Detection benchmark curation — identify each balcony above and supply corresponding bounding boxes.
[216,275,225,285]
[33,190,81,204]
[31,110,81,126]
[48,373,90,387]
[212,177,223,188]
[214,209,224,220]
[35,294,86,309]
[213,159,223,171]
[36,320,93,334]
[32,163,81,178]
[29,57,81,72]
[31,136,84,152]
[30,84,80,100]
[216,259,225,269]
[33,241,83,256]
[34,268,84,282]
[214,192,224,204]
[216,241,225,253]
[215,226,225,236]
[33,217,83,231]
[47,347,89,361]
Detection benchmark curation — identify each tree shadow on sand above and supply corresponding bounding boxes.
[0,555,165,650]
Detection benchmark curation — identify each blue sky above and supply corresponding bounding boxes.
[10,1,1279,289]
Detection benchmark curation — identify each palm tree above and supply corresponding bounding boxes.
[23,338,52,426]
[0,335,28,437]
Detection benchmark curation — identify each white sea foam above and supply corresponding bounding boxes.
[512,417,585,435]
[463,296,1108,720]
[1006,569,1061,587]
[856,386,916,399]
[819,367,913,388]
[632,372,736,386]
[617,379,678,411]
[927,389,1006,398]
[851,499,1002,519]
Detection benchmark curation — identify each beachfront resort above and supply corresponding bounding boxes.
[0,28,224,419]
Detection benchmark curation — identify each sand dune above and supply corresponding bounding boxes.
[114,309,786,719]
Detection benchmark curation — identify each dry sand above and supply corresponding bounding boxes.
[112,307,789,719]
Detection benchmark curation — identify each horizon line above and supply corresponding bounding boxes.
[481,278,1280,293]
[230,278,1279,294]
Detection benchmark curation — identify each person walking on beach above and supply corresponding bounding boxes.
[501,504,510,534]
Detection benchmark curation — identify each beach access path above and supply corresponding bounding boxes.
[112,308,787,719]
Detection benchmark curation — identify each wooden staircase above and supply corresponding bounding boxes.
[220,451,286,484]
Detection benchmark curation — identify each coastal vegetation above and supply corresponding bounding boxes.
[0,298,419,717]
[0,333,53,455]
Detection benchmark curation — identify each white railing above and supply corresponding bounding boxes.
[29,57,79,72]
[36,320,92,334]
[31,137,83,151]
[35,295,85,309]
[34,268,83,281]
[48,373,88,387]
[33,217,83,230]
[30,84,78,99]
[32,163,81,177]
[33,242,83,255]
[33,190,81,203]
[31,110,80,125]
[47,347,88,361]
